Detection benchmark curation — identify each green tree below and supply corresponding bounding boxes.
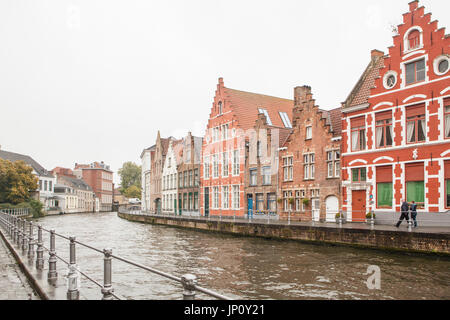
[118,162,141,192]
[123,185,141,199]
[0,159,38,204]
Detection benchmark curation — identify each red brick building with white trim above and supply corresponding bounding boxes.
[341,1,450,221]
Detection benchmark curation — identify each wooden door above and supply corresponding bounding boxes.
[352,190,366,222]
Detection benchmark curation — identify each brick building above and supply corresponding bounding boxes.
[341,1,450,221]
[150,131,174,213]
[176,132,202,216]
[200,78,293,217]
[74,161,113,212]
[278,86,342,222]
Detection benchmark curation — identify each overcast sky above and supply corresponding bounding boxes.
[0,0,449,185]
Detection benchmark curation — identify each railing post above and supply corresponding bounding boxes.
[101,248,114,300]
[17,218,22,246]
[67,237,80,300]
[48,230,58,284]
[12,217,17,243]
[22,218,28,253]
[28,221,34,260]
[181,274,197,300]
[36,225,44,270]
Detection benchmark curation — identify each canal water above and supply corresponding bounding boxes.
[35,212,450,300]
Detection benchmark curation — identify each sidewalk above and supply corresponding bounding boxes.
[0,234,39,300]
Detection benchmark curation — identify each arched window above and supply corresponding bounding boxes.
[408,29,421,50]
[218,101,223,115]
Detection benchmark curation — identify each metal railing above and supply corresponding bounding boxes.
[0,212,232,300]
[0,208,30,217]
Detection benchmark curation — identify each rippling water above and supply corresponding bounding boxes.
[34,212,450,300]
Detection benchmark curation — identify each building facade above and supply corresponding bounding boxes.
[53,174,95,213]
[278,86,342,222]
[162,139,182,214]
[341,0,450,221]
[74,161,113,212]
[140,145,155,212]
[177,132,202,216]
[150,132,174,213]
[0,149,56,210]
[200,78,294,217]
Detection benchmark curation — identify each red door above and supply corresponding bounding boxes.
[352,190,366,222]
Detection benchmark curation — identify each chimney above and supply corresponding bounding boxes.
[409,0,418,12]
[294,86,312,105]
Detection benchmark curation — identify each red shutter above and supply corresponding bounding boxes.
[444,97,450,107]
[405,162,424,181]
[375,111,392,121]
[377,165,393,183]
[406,104,425,118]
[351,116,365,128]
[445,160,450,179]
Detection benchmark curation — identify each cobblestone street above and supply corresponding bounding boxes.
[0,235,38,300]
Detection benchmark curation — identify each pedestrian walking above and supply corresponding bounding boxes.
[396,200,410,228]
[410,201,418,228]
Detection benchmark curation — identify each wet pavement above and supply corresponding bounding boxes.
[0,233,39,300]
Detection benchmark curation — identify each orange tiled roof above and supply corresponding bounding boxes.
[224,87,294,130]
[344,55,384,108]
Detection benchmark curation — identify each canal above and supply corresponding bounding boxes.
[34,212,450,300]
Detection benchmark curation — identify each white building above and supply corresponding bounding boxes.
[140,145,155,212]
[162,140,182,214]
[0,148,56,210]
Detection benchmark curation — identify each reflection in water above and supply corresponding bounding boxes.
[35,212,450,300]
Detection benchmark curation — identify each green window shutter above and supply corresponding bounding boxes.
[377,183,392,208]
[406,181,424,204]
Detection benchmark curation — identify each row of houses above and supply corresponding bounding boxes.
[141,1,450,222]
[0,147,114,214]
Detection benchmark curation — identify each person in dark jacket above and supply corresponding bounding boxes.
[396,200,410,228]
[410,201,418,228]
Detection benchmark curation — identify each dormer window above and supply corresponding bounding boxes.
[408,29,420,50]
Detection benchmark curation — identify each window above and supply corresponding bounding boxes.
[233,150,240,175]
[405,59,425,85]
[204,156,210,179]
[352,168,367,182]
[351,117,366,151]
[376,112,393,148]
[326,151,340,178]
[189,170,193,187]
[445,103,450,139]
[304,153,315,180]
[250,169,257,186]
[262,166,271,185]
[194,169,199,186]
[406,105,426,143]
[406,162,424,208]
[39,180,42,190]
[295,191,301,212]
[283,191,293,211]
[306,126,312,140]
[407,29,420,50]
[222,124,228,140]
[258,108,272,125]
[189,193,193,211]
[213,187,219,209]
[183,193,187,210]
[194,193,198,211]
[377,166,393,208]
[283,157,293,181]
[267,193,276,213]
[179,172,183,188]
[439,59,449,74]
[257,141,261,158]
[279,112,292,128]
[44,180,48,191]
[49,181,52,192]
[218,101,223,115]
[222,186,229,209]
[213,154,219,178]
[255,194,264,211]
[445,161,450,208]
[184,171,188,187]
[222,151,228,176]
[232,186,240,209]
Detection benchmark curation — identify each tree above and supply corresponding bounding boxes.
[123,185,141,199]
[0,159,38,204]
[118,162,141,192]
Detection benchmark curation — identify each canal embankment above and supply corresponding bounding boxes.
[118,212,450,256]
